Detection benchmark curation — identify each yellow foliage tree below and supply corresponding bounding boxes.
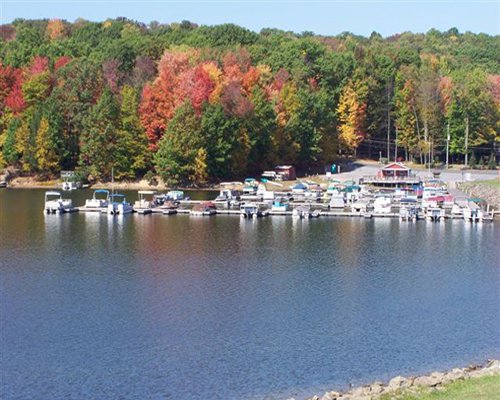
[35,117,59,174]
[337,82,366,153]
[46,19,65,40]
[192,147,208,184]
[273,82,301,162]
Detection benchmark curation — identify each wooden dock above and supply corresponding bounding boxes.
[76,206,107,213]
[71,193,496,223]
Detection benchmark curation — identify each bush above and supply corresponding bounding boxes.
[469,152,477,169]
[487,154,497,170]
[143,170,158,186]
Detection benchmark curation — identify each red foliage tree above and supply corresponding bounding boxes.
[103,59,122,93]
[267,68,290,97]
[0,64,25,113]
[140,84,171,150]
[220,81,253,118]
[30,56,49,75]
[487,75,500,103]
[0,24,16,41]
[242,66,260,95]
[54,56,71,71]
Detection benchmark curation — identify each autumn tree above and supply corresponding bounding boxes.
[2,119,21,166]
[113,85,149,179]
[79,88,119,180]
[394,66,419,160]
[154,103,205,185]
[35,117,59,175]
[337,81,366,155]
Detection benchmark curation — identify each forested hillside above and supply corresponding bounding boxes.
[0,19,498,183]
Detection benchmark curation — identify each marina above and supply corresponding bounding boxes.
[52,163,496,224]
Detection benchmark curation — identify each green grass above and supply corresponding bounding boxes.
[473,180,500,188]
[380,375,500,400]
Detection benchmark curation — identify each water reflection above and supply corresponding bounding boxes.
[1,190,499,400]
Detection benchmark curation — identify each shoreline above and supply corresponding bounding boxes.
[3,176,221,191]
[302,359,500,400]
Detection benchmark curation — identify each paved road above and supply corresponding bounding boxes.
[325,162,499,184]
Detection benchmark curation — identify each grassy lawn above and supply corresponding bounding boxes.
[380,375,500,399]
[473,180,500,189]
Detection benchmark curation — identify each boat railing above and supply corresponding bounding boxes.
[362,175,421,183]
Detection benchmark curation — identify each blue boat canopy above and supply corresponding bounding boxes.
[292,183,308,189]
[342,185,361,192]
[110,193,125,198]
[94,189,109,194]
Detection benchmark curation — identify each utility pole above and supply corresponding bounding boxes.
[446,121,450,169]
[464,116,469,167]
[394,127,398,161]
[387,85,391,161]
[428,139,431,177]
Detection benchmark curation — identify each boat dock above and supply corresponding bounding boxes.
[53,162,497,223]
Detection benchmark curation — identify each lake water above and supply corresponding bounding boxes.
[1,189,499,400]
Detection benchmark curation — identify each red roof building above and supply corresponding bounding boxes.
[379,162,412,178]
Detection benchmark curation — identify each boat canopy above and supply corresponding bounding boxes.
[45,191,61,196]
[328,180,341,186]
[292,182,308,190]
[342,185,361,193]
[138,190,156,195]
[110,193,125,198]
[94,189,109,194]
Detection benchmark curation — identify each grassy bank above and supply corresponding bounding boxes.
[473,179,500,189]
[457,179,500,210]
[380,375,500,400]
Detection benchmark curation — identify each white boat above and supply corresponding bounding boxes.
[214,188,241,207]
[291,182,308,196]
[373,197,392,214]
[271,197,289,212]
[85,189,110,208]
[61,180,81,191]
[329,190,345,209]
[292,205,311,219]
[350,199,370,213]
[215,188,240,201]
[44,191,73,214]
[166,190,185,201]
[463,207,484,223]
[326,181,342,194]
[293,206,321,219]
[256,183,275,201]
[107,194,133,215]
[242,178,258,195]
[400,205,419,221]
[240,203,264,218]
[134,190,157,211]
[426,207,446,222]
[451,203,463,217]
[304,188,322,201]
[422,187,438,200]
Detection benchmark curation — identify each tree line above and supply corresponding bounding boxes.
[0,19,498,184]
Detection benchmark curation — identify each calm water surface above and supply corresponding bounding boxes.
[1,189,499,399]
